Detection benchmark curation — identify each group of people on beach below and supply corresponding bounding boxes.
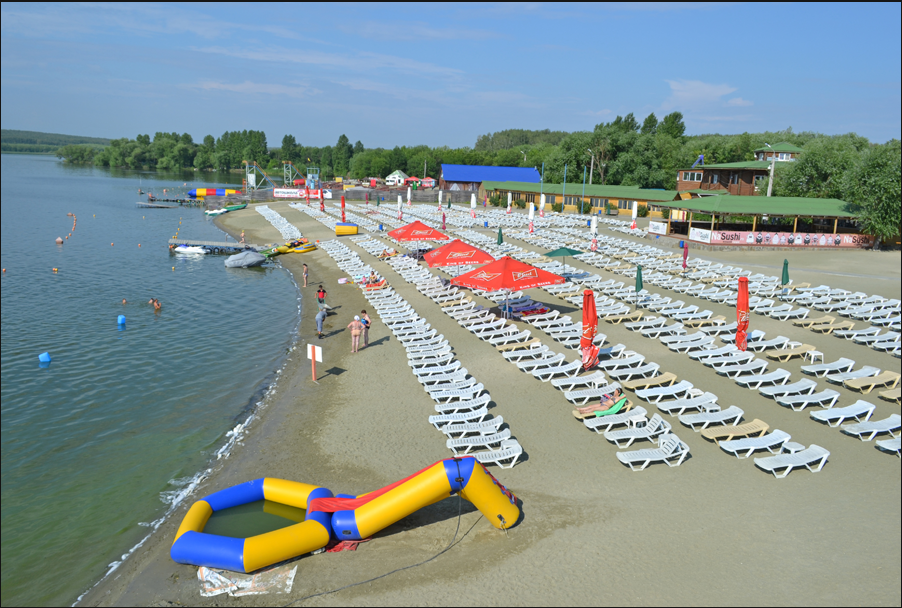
[311,279,371,353]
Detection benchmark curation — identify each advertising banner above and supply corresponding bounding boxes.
[273,188,303,198]
[709,231,873,248]
[648,221,667,235]
[688,227,712,243]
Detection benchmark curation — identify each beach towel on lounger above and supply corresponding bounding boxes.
[595,397,629,417]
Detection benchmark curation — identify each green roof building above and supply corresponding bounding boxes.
[754,142,804,162]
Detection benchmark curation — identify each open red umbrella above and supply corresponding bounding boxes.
[451,256,564,292]
[581,289,599,370]
[736,276,750,351]
[387,220,450,242]
[423,239,494,268]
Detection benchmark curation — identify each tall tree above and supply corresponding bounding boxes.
[844,140,901,247]
[353,140,364,156]
[333,134,352,176]
[641,113,658,135]
[659,112,686,139]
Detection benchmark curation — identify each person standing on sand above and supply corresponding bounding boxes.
[303,263,309,287]
[347,316,364,353]
[315,309,327,339]
[360,310,371,347]
[240,230,246,244]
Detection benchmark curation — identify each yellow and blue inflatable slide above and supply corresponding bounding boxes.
[188,188,240,198]
[171,456,518,573]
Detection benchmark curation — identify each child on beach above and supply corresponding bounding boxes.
[347,316,365,353]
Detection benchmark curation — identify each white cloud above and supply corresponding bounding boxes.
[341,21,500,41]
[725,97,753,107]
[186,81,321,98]
[583,109,613,117]
[662,79,738,111]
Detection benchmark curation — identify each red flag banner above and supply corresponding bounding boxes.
[736,276,749,351]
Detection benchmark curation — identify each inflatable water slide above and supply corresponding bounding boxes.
[171,456,519,573]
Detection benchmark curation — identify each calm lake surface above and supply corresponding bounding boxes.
[0,155,301,606]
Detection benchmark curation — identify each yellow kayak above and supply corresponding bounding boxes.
[287,244,316,254]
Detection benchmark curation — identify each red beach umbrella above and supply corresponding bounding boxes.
[423,239,495,268]
[736,276,750,351]
[581,289,599,370]
[451,256,564,292]
[387,220,450,242]
[682,242,689,270]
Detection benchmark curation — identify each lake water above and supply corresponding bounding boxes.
[0,155,301,606]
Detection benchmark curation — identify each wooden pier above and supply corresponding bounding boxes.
[169,238,262,253]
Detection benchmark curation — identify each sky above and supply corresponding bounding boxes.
[1,2,900,148]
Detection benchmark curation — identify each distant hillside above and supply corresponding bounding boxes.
[1,129,111,154]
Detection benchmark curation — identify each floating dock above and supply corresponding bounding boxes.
[137,202,178,209]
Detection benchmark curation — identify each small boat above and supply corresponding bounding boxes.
[223,203,248,212]
[224,250,266,268]
[204,208,227,216]
[287,243,316,254]
[173,245,207,255]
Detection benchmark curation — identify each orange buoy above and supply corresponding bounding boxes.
[138,244,141,247]
[52,268,58,273]
[2,268,5,273]
[111,243,114,246]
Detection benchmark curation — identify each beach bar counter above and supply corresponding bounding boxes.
[649,196,874,249]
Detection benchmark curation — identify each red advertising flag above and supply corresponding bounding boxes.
[736,276,749,351]
[581,289,599,370]
[682,242,689,270]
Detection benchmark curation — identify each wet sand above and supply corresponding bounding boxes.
[79,204,900,606]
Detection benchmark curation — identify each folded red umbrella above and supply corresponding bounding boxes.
[423,239,495,268]
[736,276,749,351]
[581,289,599,370]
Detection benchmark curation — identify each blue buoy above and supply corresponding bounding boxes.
[39,352,51,363]
[118,315,126,325]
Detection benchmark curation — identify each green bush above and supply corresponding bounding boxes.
[489,193,503,207]
[552,203,563,213]
[515,199,527,209]
[637,205,649,218]
[660,208,670,219]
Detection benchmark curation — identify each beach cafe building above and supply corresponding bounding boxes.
[481,181,678,216]
[650,195,874,248]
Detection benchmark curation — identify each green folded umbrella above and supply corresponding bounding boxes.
[781,259,789,286]
[635,264,643,308]
[497,227,503,245]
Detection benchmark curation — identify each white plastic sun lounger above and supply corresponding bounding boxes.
[759,378,818,399]
[604,413,671,447]
[583,406,648,433]
[447,428,512,455]
[746,336,790,352]
[720,429,791,458]
[754,445,829,478]
[616,433,689,471]
[429,383,486,404]
[840,414,901,441]
[516,353,565,372]
[411,360,461,378]
[564,382,623,405]
[736,368,791,390]
[668,335,715,353]
[679,406,744,431]
[826,366,880,385]
[705,352,756,370]
[551,370,609,391]
[433,393,491,415]
[771,307,810,321]
[440,415,504,439]
[626,316,665,332]
[876,437,901,457]
[533,359,583,382]
[833,327,879,340]
[775,389,841,411]
[424,378,477,396]
[503,344,551,363]
[429,406,490,430]
[636,381,695,404]
[690,344,738,361]
[810,400,875,427]
[717,358,768,378]
[488,329,531,346]
[473,439,522,468]
[596,353,646,372]
[642,323,685,339]
[607,362,660,382]
[801,358,855,378]
[418,369,470,387]
[657,392,719,416]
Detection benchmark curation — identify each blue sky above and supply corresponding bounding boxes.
[2,2,900,147]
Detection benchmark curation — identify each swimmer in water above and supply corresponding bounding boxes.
[153,299,162,311]
[122,298,127,305]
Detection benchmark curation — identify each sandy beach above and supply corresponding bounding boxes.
[78,203,901,607]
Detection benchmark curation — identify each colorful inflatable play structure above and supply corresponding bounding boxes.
[171,456,519,573]
[189,188,241,198]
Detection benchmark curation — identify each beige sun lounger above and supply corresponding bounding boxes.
[810,320,855,334]
[440,296,472,308]
[767,344,815,362]
[683,315,726,328]
[844,371,901,394]
[701,419,769,444]
[879,387,901,404]
[604,310,643,324]
[794,315,834,328]
[783,282,811,293]
[623,372,678,392]
[496,337,541,352]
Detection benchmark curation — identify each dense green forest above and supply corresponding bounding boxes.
[44,115,900,240]
[1,129,110,154]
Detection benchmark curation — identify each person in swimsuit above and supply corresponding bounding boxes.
[576,388,623,415]
[347,315,364,353]
[360,310,371,347]
[303,264,309,287]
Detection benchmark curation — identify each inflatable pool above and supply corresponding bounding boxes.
[171,456,518,572]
